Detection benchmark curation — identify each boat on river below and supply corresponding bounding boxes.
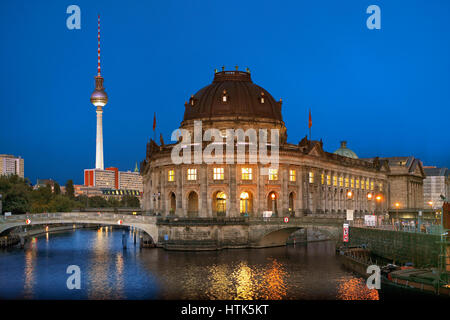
[337,246,450,298]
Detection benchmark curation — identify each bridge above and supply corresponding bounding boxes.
[0,212,345,250]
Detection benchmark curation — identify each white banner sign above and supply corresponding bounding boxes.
[346,209,354,221]
[364,215,376,227]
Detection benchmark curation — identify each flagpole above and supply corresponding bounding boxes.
[153,112,156,142]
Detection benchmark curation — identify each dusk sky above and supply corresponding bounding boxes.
[1,0,449,185]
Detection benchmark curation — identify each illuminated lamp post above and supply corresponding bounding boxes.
[271,193,276,217]
[375,194,382,227]
[346,190,353,225]
[395,202,400,231]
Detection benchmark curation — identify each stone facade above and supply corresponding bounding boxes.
[140,69,425,219]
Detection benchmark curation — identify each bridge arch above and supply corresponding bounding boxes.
[0,213,159,244]
[254,227,301,248]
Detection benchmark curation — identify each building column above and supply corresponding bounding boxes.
[200,166,208,217]
[161,170,166,216]
[228,164,237,217]
[281,166,289,215]
[176,168,183,216]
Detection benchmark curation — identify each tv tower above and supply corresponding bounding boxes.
[90,14,108,170]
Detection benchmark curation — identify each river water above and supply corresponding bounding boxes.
[0,227,378,300]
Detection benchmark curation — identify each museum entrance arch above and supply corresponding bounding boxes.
[187,191,199,217]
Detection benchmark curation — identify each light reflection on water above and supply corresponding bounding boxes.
[0,228,378,300]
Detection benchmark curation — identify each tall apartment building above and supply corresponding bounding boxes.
[423,166,449,209]
[84,167,117,189]
[119,171,143,192]
[84,167,143,192]
[0,154,24,178]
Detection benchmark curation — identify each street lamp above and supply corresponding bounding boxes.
[271,193,276,216]
[395,202,400,231]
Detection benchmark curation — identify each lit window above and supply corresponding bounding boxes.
[269,169,278,181]
[222,90,227,102]
[351,179,354,188]
[345,178,349,188]
[260,92,265,103]
[321,174,324,185]
[356,179,360,189]
[370,181,374,190]
[339,176,343,187]
[327,175,331,185]
[168,169,175,182]
[379,183,383,192]
[187,169,197,181]
[213,167,224,180]
[333,176,337,186]
[309,172,314,183]
[289,170,296,182]
[242,168,252,180]
[361,179,365,190]
[366,180,370,190]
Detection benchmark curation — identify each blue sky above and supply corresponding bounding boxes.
[1,0,449,185]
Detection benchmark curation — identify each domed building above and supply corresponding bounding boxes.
[140,68,424,219]
[334,141,358,159]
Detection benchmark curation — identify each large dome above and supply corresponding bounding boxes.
[182,69,283,123]
[334,141,358,159]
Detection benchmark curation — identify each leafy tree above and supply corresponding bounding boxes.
[121,195,141,208]
[49,195,76,212]
[65,179,75,199]
[88,196,108,208]
[107,197,120,208]
[54,182,61,195]
[0,175,32,214]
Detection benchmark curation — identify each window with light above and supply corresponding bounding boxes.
[339,176,343,187]
[327,175,331,185]
[356,179,360,189]
[187,169,197,181]
[269,169,278,181]
[168,169,175,182]
[309,172,314,183]
[333,176,337,186]
[370,181,374,190]
[345,178,349,188]
[351,179,354,188]
[289,170,296,182]
[321,174,325,185]
[213,167,224,180]
[242,168,252,180]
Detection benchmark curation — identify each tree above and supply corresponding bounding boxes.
[65,179,75,199]
[54,182,61,195]
[49,195,76,212]
[88,196,108,208]
[121,195,141,208]
[0,175,32,214]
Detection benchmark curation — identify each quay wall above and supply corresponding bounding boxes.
[348,227,441,267]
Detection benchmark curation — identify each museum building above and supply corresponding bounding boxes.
[140,68,425,219]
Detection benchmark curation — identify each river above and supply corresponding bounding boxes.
[0,227,378,300]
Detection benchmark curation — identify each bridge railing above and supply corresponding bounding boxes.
[248,216,345,225]
[0,212,156,225]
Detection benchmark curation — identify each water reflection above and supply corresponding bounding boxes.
[337,277,379,300]
[1,229,381,300]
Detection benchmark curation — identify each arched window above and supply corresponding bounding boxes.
[215,191,227,216]
[240,191,253,216]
